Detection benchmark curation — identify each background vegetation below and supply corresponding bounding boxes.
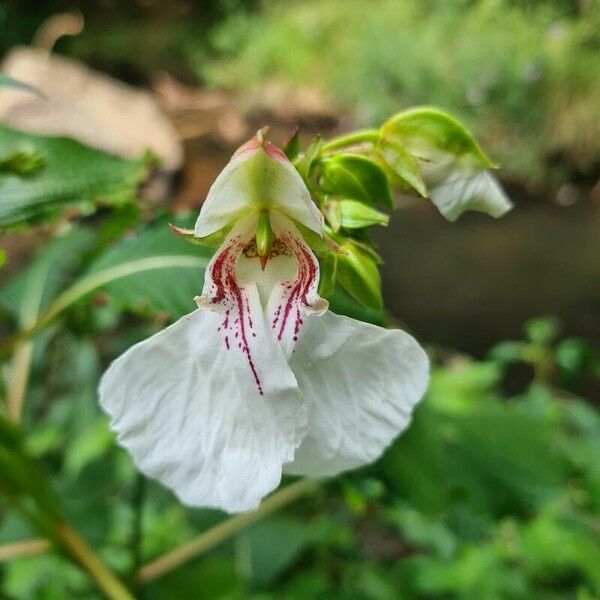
[0,1,598,598]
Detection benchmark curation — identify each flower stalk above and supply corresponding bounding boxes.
[136,478,319,583]
[320,129,380,153]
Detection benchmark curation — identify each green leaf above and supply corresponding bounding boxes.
[64,418,115,477]
[381,107,495,169]
[0,228,94,321]
[319,154,393,208]
[71,219,214,319]
[0,418,63,524]
[338,199,389,229]
[488,341,527,363]
[0,149,46,177]
[336,239,383,310]
[244,517,311,588]
[1,219,213,350]
[0,125,153,228]
[524,316,561,346]
[375,138,427,196]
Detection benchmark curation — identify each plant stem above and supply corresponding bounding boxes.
[6,341,34,423]
[0,538,50,561]
[5,266,47,422]
[136,478,320,583]
[54,522,135,600]
[321,129,379,153]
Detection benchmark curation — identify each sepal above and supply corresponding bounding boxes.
[318,154,393,208]
[374,138,427,197]
[338,199,389,229]
[335,238,383,311]
[381,107,496,170]
[169,222,232,248]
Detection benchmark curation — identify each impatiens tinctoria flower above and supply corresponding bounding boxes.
[99,131,429,513]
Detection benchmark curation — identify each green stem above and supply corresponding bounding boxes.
[6,341,34,423]
[136,478,320,583]
[0,538,50,561]
[321,129,380,153]
[55,522,135,600]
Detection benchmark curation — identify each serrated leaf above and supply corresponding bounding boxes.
[319,154,393,208]
[0,125,153,227]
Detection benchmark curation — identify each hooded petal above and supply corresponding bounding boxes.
[195,135,323,238]
[427,168,512,222]
[99,307,307,513]
[284,311,429,477]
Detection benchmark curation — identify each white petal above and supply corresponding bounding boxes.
[428,169,513,222]
[195,141,323,238]
[265,211,328,358]
[284,311,429,477]
[99,309,306,513]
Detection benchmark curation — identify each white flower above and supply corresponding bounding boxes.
[99,132,429,513]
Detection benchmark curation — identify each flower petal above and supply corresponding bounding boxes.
[428,169,513,222]
[195,138,323,238]
[284,311,429,477]
[99,309,306,513]
[265,211,328,358]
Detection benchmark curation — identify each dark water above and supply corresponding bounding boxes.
[376,193,600,356]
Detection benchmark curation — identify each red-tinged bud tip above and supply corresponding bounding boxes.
[233,128,288,163]
[259,254,268,271]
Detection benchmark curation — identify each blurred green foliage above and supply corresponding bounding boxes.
[194,0,600,185]
[0,141,597,595]
[0,4,598,596]
[1,283,598,598]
